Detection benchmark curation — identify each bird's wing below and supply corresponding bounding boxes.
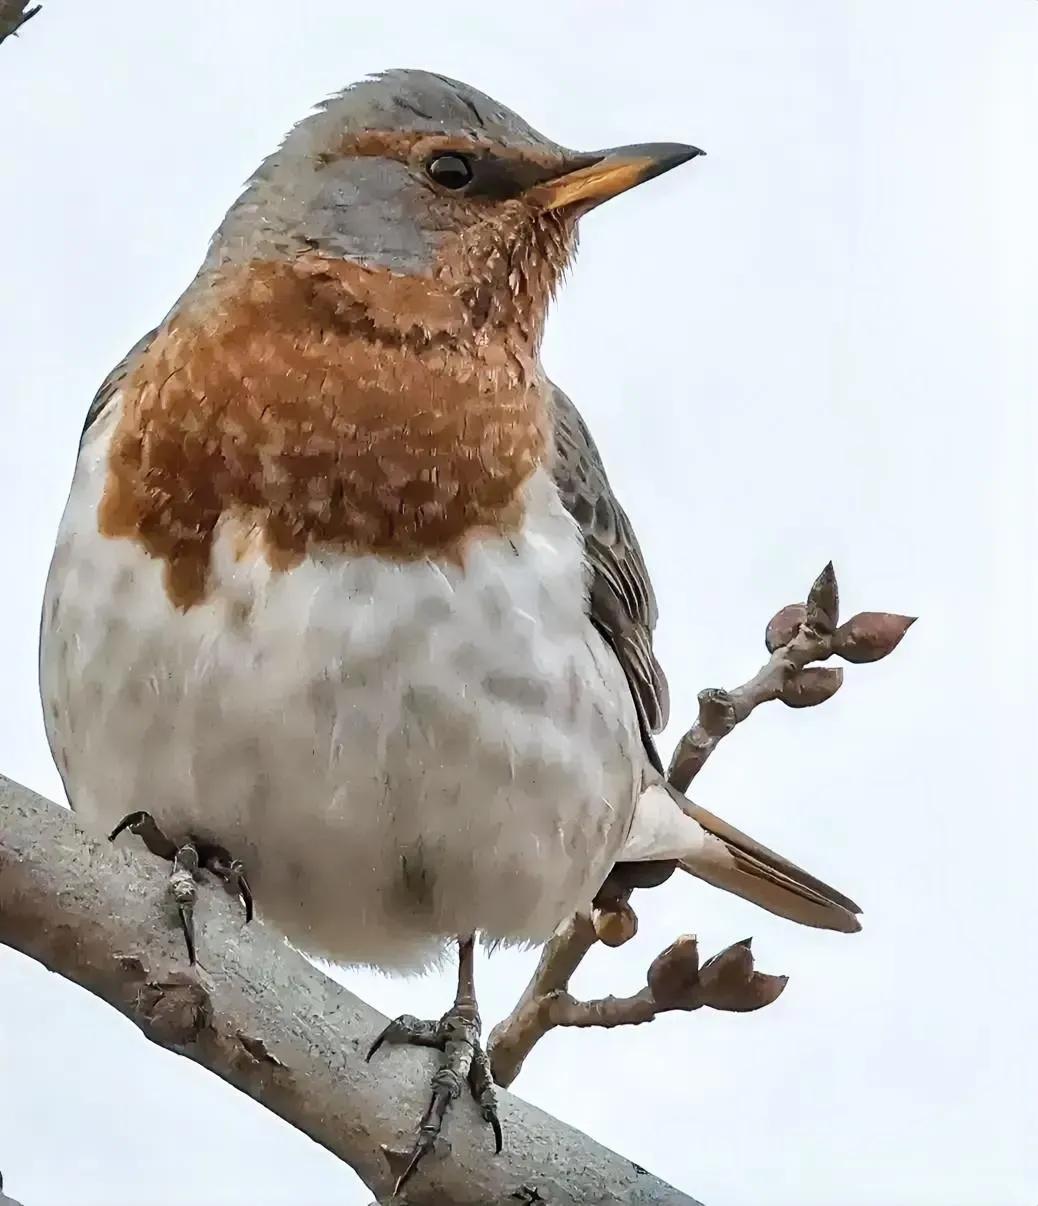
[550,383,862,932]
[80,328,157,442]
[548,381,669,764]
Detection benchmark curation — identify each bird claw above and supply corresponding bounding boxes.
[468,1041,503,1153]
[202,849,254,923]
[108,811,253,964]
[379,1138,452,1194]
[108,810,178,861]
[367,1007,502,1195]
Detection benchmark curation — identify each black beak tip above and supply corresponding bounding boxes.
[643,142,706,184]
[675,144,706,164]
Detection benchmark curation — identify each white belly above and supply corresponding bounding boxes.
[40,406,643,971]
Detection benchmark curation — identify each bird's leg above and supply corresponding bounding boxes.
[168,840,200,964]
[108,812,253,964]
[367,934,502,1195]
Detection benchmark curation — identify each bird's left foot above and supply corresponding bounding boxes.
[366,936,501,1195]
[108,810,253,964]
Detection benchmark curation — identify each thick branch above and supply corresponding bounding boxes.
[0,775,701,1206]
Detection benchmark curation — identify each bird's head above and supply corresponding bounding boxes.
[207,69,702,345]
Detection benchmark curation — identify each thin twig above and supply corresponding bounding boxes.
[488,563,914,1088]
[667,617,832,790]
[490,935,787,1086]
[488,606,827,1087]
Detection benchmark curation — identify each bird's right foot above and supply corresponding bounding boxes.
[366,935,501,1195]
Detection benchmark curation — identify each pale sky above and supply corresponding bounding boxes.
[2,2,1036,1204]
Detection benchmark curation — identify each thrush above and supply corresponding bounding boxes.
[40,69,860,1191]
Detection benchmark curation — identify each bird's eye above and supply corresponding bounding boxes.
[426,153,474,190]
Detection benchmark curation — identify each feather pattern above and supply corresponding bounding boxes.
[548,382,669,741]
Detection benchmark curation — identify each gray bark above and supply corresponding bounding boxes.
[0,774,701,1205]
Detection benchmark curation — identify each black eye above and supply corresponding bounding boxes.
[426,153,474,190]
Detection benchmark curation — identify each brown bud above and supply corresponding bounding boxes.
[778,666,844,708]
[805,561,840,633]
[739,972,789,1011]
[765,604,806,652]
[696,938,754,1009]
[833,612,917,663]
[593,900,638,947]
[647,934,701,1008]
[696,938,785,1011]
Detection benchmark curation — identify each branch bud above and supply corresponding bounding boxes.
[592,900,638,947]
[647,934,701,1008]
[765,604,806,652]
[778,666,844,708]
[833,612,917,663]
[697,938,788,1012]
[805,561,840,633]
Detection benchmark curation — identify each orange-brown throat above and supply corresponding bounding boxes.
[435,207,575,347]
[98,255,551,609]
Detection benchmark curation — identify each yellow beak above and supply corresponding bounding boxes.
[534,142,704,212]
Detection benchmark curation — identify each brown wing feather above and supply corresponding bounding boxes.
[548,382,669,747]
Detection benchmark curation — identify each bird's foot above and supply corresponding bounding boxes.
[367,1002,501,1195]
[108,811,252,964]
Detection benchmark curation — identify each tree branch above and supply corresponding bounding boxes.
[488,564,915,1088]
[0,775,702,1206]
[491,933,786,1086]
[0,1172,24,1206]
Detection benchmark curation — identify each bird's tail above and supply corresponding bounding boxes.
[619,782,862,934]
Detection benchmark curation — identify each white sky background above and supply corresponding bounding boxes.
[1,2,1036,1203]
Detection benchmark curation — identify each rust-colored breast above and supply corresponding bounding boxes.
[98,257,548,609]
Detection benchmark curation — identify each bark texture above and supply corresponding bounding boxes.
[0,774,701,1205]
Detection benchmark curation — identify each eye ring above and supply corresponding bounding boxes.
[426,153,474,190]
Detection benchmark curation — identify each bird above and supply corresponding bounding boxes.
[39,68,861,1191]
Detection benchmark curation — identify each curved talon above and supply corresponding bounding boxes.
[230,860,254,923]
[108,810,178,861]
[195,842,254,927]
[108,811,143,842]
[367,1015,441,1061]
[366,1022,394,1063]
[393,1138,434,1196]
[469,1043,502,1153]
[177,904,196,965]
[486,1107,503,1155]
[392,1066,462,1193]
[205,851,254,924]
[380,1142,448,1198]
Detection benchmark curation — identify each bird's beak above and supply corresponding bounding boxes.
[533,142,704,212]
